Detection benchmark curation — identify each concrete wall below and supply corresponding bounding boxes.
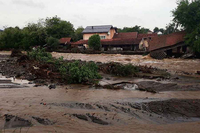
[83,29,116,40]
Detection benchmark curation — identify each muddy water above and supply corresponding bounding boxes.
[52,52,200,75]
[1,85,200,133]
[0,52,200,132]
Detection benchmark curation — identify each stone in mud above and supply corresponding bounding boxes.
[32,116,55,125]
[197,71,200,75]
[4,114,32,129]
[134,99,200,118]
[10,49,23,57]
[72,114,88,121]
[87,114,109,125]
[49,84,56,89]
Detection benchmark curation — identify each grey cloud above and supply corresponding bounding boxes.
[12,0,45,9]
[0,1,4,5]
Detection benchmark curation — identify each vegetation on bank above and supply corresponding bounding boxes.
[27,48,102,84]
[100,62,139,77]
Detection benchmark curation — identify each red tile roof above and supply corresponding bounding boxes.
[148,31,186,51]
[71,40,88,45]
[59,38,72,44]
[101,38,140,45]
[113,32,138,39]
[71,38,140,46]
[137,33,158,39]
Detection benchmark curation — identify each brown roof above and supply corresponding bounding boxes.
[71,38,140,46]
[101,38,140,45]
[137,33,158,39]
[113,32,138,39]
[71,40,88,45]
[59,38,72,44]
[148,31,186,51]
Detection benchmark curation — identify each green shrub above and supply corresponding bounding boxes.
[59,61,102,83]
[46,36,59,50]
[28,48,53,62]
[88,34,101,51]
[102,62,139,77]
[28,48,102,84]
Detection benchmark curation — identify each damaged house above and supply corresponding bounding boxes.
[71,25,187,57]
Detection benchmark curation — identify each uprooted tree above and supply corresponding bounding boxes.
[88,34,101,51]
[172,0,200,53]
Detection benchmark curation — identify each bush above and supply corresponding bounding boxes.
[59,61,102,83]
[88,34,101,50]
[27,48,53,62]
[46,36,59,50]
[101,62,139,77]
[28,48,102,84]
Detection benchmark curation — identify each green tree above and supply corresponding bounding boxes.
[45,16,75,39]
[159,28,165,34]
[88,34,101,51]
[118,25,150,33]
[46,36,59,50]
[153,27,160,33]
[0,27,24,49]
[22,22,47,49]
[164,22,180,35]
[75,26,84,41]
[172,0,200,52]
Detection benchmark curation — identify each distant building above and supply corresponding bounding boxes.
[59,37,72,46]
[72,25,158,51]
[82,25,117,40]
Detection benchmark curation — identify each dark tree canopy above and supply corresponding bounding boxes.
[88,34,101,51]
[75,26,84,41]
[45,16,75,39]
[172,0,200,52]
[118,25,150,33]
[0,16,77,50]
[164,23,180,35]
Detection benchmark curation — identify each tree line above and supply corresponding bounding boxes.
[0,16,84,50]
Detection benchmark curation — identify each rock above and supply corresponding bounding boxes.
[28,81,34,84]
[49,84,56,89]
[105,77,111,80]
[156,78,162,81]
[10,49,23,57]
[4,114,32,129]
[197,71,200,75]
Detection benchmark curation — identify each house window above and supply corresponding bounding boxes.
[100,36,106,40]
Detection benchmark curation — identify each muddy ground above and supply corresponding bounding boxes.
[0,52,200,132]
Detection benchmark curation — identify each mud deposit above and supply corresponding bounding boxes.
[0,52,200,132]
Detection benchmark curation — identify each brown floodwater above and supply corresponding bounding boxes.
[1,84,200,133]
[0,52,200,132]
[52,52,200,75]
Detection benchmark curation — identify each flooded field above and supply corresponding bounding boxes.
[0,52,200,133]
[52,52,200,75]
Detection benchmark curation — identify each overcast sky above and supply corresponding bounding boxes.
[0,0,178,30]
